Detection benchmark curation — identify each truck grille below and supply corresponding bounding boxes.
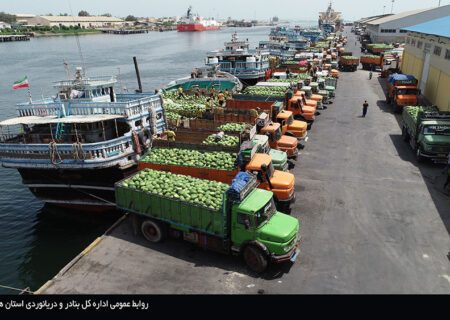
[431,146,450,153]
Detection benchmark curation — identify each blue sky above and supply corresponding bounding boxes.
[3,0,449,21]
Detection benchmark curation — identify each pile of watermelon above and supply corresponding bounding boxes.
[404,106,437,120]
[120,169,229,211]
[140,147,237,169]
[236,86,286,97]
[203,134,240,146]
[217,122,247,131]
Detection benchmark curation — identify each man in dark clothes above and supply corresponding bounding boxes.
[362,100,369,117]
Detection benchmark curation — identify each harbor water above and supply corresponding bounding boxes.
[0,24,314,294]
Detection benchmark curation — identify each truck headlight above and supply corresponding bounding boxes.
[283,245,292,252]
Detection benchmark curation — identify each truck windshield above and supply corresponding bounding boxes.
[275,127,282,141]
[267,161,275,178]
[423,125,450,136]
[397,89,418,95]
[255,198,277,228]
[287,115,294,125]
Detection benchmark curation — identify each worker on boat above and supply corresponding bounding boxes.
[224,89,230,99]
[178,86,185,99]
[218,91,225,107]
[209,86,216,98]
[165,130,176,142]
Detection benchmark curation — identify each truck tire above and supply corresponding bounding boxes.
[141,219,167,243]
[243,245,268,274]
[416,147,425,163]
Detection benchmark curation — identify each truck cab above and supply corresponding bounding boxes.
[245,153,295,212]
[389,86,419,112]
[275,110,308,140]
[258,121,299,159]
[229,184,300,273]
[287,97,316,127]
[386,74,419,113]
[253,134,289,172]
[295,89,323,109]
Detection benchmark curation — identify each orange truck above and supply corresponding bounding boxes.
[138,142,296,213]
[386,74,419,113]
[338,56,359,72]
[360,52,401,71]
[285,95,318,128]
[256,116,299,160]
[225,99,308,140]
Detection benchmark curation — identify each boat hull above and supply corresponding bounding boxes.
[18,165,138,212]
[177,24,221,32]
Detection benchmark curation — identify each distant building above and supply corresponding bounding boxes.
[272,16,279,22]
[12,14,125,28]
[364,6,450,43]
[0,21,11,29]
[14,14,38,25]
[401,16,450,111]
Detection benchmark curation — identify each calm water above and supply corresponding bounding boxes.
[0,23,314,294]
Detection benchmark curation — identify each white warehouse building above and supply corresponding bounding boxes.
[365,5,450,43]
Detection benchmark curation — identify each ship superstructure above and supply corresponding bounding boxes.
[318,2,343,34]
[0,67,167,210]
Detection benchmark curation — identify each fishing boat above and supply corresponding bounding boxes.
[205,33,270,86]
[160,66,243,94]
[0,67,167,211]
[177,6,221,32]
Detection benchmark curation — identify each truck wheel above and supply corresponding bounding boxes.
[141,220,166,243]
[243,245,268,274]
[416,147,425,163]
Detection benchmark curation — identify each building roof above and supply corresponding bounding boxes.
[356,14,393,24]
[367,7,446,25]
[40,16,124,23]
[402,15,450,38]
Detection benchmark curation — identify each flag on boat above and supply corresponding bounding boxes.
[13,76,29,89]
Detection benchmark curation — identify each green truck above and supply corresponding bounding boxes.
[253,134,289,172]
[402,106,450,163]
[115,169,301,273]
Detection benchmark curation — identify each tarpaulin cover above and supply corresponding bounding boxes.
[387,74,417,84]
[227,172,250,199]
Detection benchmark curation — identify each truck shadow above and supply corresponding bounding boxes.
[109,214,294,280]
[376,91,450,234]
[389,134,450,235]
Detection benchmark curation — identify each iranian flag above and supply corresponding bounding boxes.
[13,76,29,89]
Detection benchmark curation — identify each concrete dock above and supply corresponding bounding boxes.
[37,26,450,294]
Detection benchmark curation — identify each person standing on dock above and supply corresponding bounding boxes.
[362,101,369,117]
[369,71,373,80]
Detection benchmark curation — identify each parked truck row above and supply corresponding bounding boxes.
[113,33,345,273]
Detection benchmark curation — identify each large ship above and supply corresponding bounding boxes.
[205,33,270,86]
[0,67,167,211]
[318,2,343,34]
[177,6,221,32]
